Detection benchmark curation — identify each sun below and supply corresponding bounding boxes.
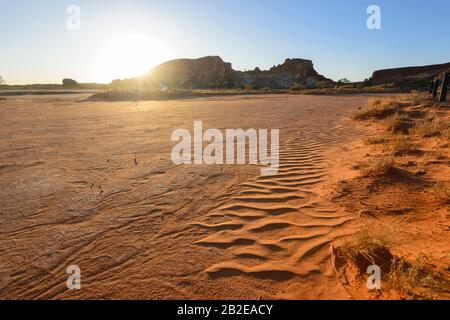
[93,34,172,83]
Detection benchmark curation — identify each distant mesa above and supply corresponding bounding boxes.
[111,56,334,90]
[370,62,450,86]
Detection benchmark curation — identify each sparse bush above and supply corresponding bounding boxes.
[427,182,450,204]
[382,82,396,89]
[337,78,351,86]
[62,78,78,87]
[337,229,450,299]
[387,254,450,299]
[358,78,372,88]
[352,98,398,120]
[384,113,412,133]
[290,83,305,91]
[353,156,395,176]
[411,118,450,138]
[389,135,414,156]
[364,134,391,145]
[336,227,394,274]
[315,81,332,89]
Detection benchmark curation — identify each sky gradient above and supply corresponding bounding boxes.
[1,0,450,84]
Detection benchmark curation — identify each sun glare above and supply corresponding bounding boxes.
[93,35,172,83]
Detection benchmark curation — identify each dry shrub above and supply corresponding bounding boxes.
[427,182,450,204]
[352,98,399,120]
[444,129,450,140]
[411,118,450,138]
[387,254,450,299]
[364,134,391,145]
[389,135,414,156]
[336,227,395,275]
[408,93,435,106]
[353,156,395,176]
[337,228,450,299]
[384,113,412,133]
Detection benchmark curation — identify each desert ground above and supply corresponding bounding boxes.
[0,93,448,299]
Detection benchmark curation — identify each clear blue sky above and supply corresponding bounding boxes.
[1,0,449,84]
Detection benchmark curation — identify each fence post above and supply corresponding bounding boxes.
[429,80,435,94]
[432,79,441,98]
[438,72,449,102]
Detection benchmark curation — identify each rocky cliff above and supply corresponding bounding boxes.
[149,56,235,88]
[370,62,450,85]
[138,56,333,89]
[237,58,333,89]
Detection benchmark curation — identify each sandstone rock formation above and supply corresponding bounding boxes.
[149,56,235,88]
[136,56,333,89]
[236,58,333,89]
[370,62,450,85]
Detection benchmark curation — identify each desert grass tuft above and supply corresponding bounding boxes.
[411,118,450,139]
[352,156,395,177]
[338,228,450,299]
[427,182,450,204]
[337,227,394,274]
[387,254,450,299]
[364,134,392,145]
[389,135,415,156]
[384,113,412,133]
[352,98,399,120]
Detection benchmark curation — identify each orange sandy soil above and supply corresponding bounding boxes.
[0,93,445,299]
[330,96,450,299]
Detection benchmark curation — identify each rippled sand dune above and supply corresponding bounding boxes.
[0,93,372,299]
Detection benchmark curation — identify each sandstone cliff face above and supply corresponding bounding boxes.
[149,56,235,88]
[142,56,333,89]
[237,58,333,89]
[370,62,450,85]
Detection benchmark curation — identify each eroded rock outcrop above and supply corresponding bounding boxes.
[149,56,235,88]
[237,58,333,89]
[370,62,450,85]
[138,56,333,89]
